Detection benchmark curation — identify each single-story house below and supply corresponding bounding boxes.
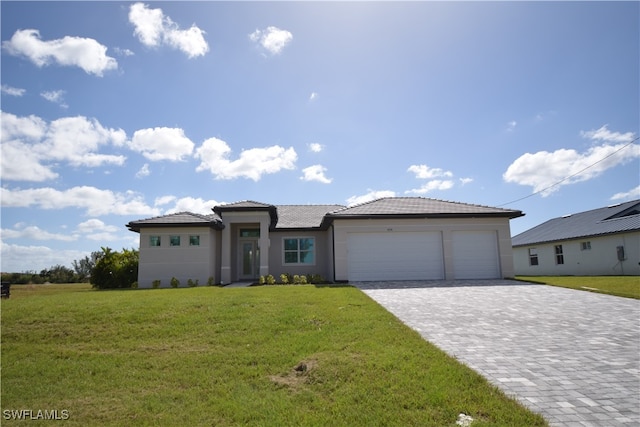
[126,197,524,287]
[512,199,640,276]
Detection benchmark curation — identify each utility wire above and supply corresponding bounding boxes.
[497,136,640,207]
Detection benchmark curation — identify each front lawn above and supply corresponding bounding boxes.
[516,276,639,299]
[1,284,546,426]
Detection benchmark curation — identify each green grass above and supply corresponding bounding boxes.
[516,276,640,299]
[2,284,546,426]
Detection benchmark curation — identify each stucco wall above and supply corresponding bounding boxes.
[332,217,516,281]
[137,226,216,288]
[513,231,640,276]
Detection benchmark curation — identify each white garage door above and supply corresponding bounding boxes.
[452,231,500,279]
[347,232,444,281]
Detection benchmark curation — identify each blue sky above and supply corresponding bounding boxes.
[1,1,638,273]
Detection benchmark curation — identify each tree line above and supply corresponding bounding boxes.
[1,248,138,290]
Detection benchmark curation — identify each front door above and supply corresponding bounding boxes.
[239,240,260,280]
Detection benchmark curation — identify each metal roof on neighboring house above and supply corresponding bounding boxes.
[327,197,523,218]
[512,199,640,247]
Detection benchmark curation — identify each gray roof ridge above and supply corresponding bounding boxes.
[332,196,518,213]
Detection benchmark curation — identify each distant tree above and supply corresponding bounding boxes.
[72,252,99,282]
[90,247,138,289]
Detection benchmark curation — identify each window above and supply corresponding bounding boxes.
[189,235,200,246]
[170,235,181,247]
[580,241,591,250]
[240,229,260,238]
[150,236,161,247]
[555,245,564,265]
[528,248,539,266]
[284,237,315,265]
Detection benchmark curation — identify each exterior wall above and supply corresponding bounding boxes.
[332,217,516,281]
[137,226,216,288]
[513,231,640,276]
[268,230,333,280]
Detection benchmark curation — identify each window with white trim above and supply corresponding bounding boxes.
[170,235,181,247]
[283,237,315,265]
[580,241,591,250]
[150,236,161,247]
[528,248,539,266]
[189,235,200,246]
[555,245,564,265]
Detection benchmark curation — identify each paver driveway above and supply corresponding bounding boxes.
[355,280,640,427]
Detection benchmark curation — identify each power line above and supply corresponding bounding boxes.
[497,136,640,207]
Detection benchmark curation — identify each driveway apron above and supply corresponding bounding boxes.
[355,280,640,427]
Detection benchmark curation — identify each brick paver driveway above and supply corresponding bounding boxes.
[355,280,640,427]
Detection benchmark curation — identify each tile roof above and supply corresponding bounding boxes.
[274,205,345,229]
[126,212,222,232]
[512,199,640,246]
[328,197,523,218]
[215,200,273,209]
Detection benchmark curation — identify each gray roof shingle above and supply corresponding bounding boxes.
[126,212,222,232]
[512,199,640,246]
[328,197,523,218]
[274,205,345,229]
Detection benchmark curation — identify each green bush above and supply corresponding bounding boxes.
[90,247,138,289]
[187,279,198,288]
[170,277,180,288]
[280,274,289,284]
[207,277,215,286]
[266,274,276,285]
[152,280,161,289]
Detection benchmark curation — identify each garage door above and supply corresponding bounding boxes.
[347,232,444,281]
[452,231,500,279]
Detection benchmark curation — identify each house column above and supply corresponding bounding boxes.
[259,219,270,277]
[220,224,232,284]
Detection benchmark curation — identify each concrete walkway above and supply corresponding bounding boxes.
[355,280,640,427]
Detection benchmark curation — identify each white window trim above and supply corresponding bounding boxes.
[282,236,316,266]
[169,235,181,247]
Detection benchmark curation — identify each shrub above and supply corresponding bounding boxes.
[266,274,276,285]
[90,247,138,289]
[131,281,138,289]
[280,274,289,284]
[259,276,266,285]
[152,279,161,289]
[207,277,215,286]
[187,279,199,288]
[170,277,180,288]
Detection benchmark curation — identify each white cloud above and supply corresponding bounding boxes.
[249,26,293,55]
[0,186,160,216]
[309,92,318,102]
[2,29,117,76]
[114,47,135,56]
[0,241,90,272]
[506,120,517,132]
[41,89,68,108]
[347,190,396,206]
[135,163,151,178]
[1,112,127,181]
[503,127,639,196]
[154,195,177,206]
[1,225,77,242]
[610,186,640,201]
[459,177,474,185]
[130,127,194,161]
[162,197,220,215]
[408,164,453,179]
[129,3,209,58]
[76,219,121,241]
[405,180,455,195]
[195,137,297,181]
[308,143,324,153]
[1,84,25,96]
[301,165,332,184]
[581,125,636,144]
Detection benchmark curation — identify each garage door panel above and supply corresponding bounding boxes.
[347,232,444,281]
[452,231,500,279]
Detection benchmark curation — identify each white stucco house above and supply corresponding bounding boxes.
[126,197,524,287]
[512,199,640,276]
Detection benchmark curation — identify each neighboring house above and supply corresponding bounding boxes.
[512,199,640,276]
[126,197,524,287]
